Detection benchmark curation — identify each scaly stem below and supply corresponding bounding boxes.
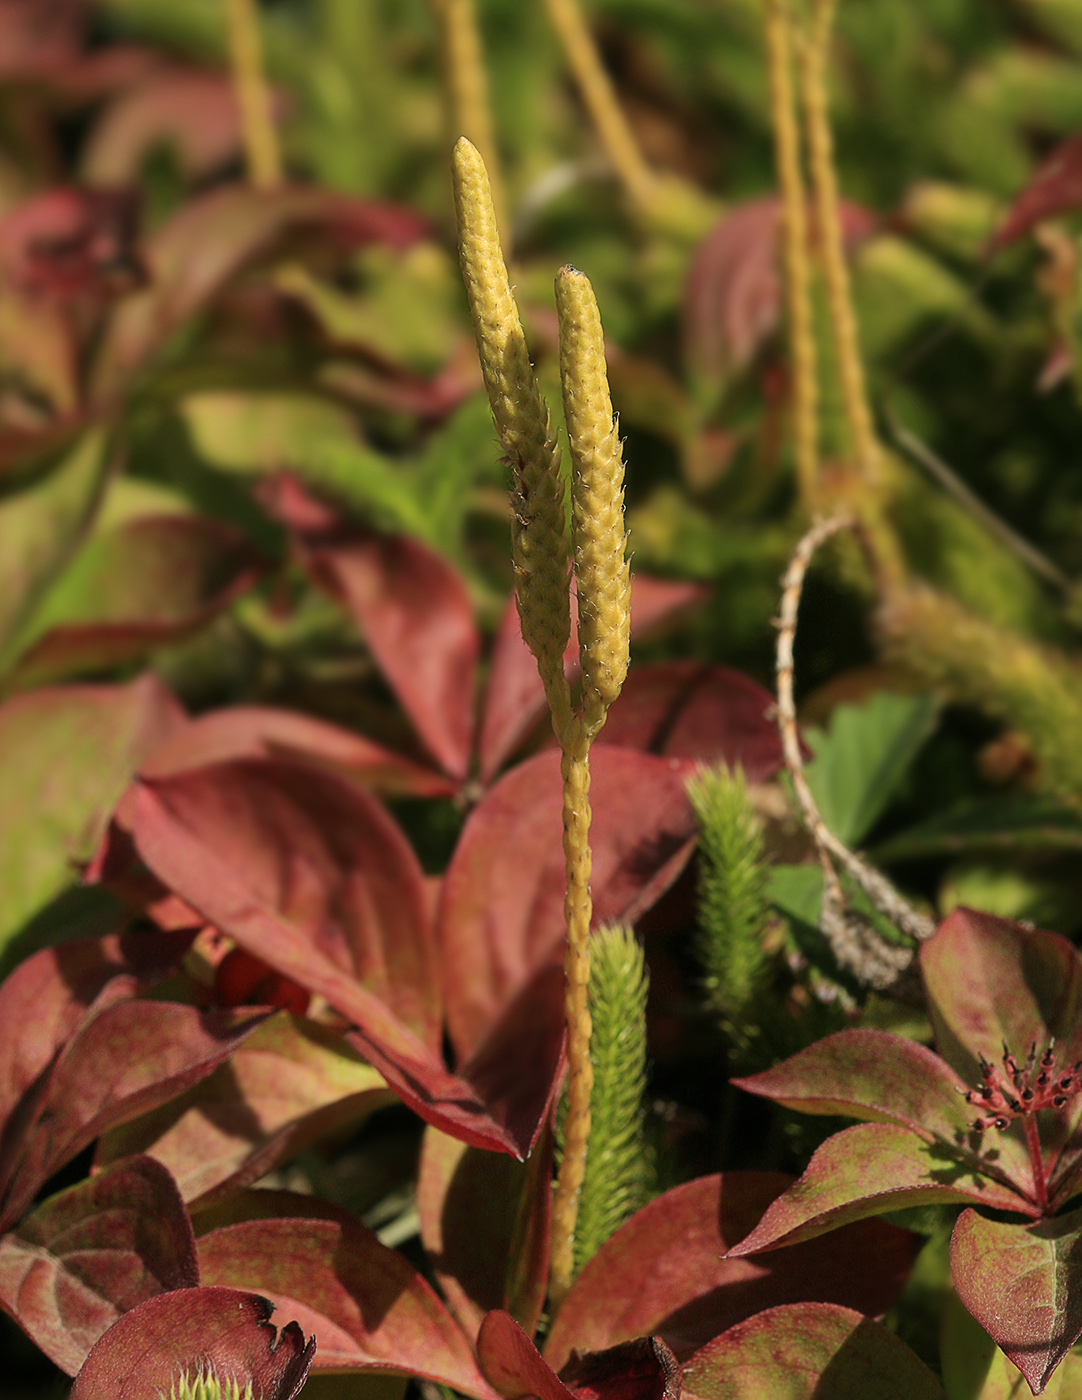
[550,731,595,1308]
[1024,1116,1050,1214]
[225,0,281,188]
[763,0,819,502]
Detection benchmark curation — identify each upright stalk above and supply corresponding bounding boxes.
[224,0,281,188]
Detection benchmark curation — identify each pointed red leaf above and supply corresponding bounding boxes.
[479,578,708,784]
[681,1303,945,1400]
[544,1173,919,1369]
[8,515,262,689]
[441,747,696,1062]
[987,134,1082,255]
[920,909,1082,1088]
[725,1123,1034,1260]
[96,1013,391,1208]
[305,531,479,781]
[133,759,439,1047]
[141,704,453,797]
[198,1195,497,1397]
[131,768,558,1157]
[479,1310,577,1400]
[0,1155,197,1375]
[596,663,786,781]
[418,1121,552,1343]
[731,1028,1033,1192]
[70,1287,315,1399]
[951,1205,1082,1395]
[0,1000,268,1232]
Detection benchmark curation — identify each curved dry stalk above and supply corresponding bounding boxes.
[775,514,934,989]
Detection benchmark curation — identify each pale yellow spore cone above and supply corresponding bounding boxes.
[555,264,631,737]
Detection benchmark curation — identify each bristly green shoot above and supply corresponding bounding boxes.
[167,1373,255,1400]
[562,922,651,1275]
[687,764,771,1025]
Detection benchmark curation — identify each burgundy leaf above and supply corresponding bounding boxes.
[304,531,479,781]
[93,184,428,394]
[0,1155,197,1375]
[479,578,708,784]
[96,1013,391,1209]
[0,999,267,1232]
[0,187,142,307]
[544,1173,919,1368]
[730,1028,1033,1193]
[0,0,85,79]
[595,663,787,781]
[987,134,1082,255]
[131,769,559,1157]
[141,704,454,798]
[681,1302,945,1400]
[724,1124,1034,1262]
[132,759,439,1047]
[920,909,1082,1090]
[83,70,254,184]
[418,1120,553,1342]
[70,1286,315,1400]
[8,514,263,689]
[441,747,697,1062]
[198,1195,497,1397]
[951,1205,1082,1395]
[479,1310,577,1400]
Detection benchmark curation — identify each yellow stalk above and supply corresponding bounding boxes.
[796,0,876,484]
[541,0,656,208]
[763,0,819,501]
[224,0,281,188]
[433,0,509,252]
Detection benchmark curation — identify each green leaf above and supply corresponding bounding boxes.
[681,1302,946,1400]
[872,798,1082,864]
[0,674,182,957]
[725,1123,1033,1258]
[0,430,112,671]
[803,691,940,847]
[951,1206,1082,1395]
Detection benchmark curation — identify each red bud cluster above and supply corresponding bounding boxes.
[965,1040,1082,1131]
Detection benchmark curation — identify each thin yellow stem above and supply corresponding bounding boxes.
[797,0,877,484]
[541,0,656,207]
[763,0,819,502]
[224,0,281,188]
[433,0,509,252]
[550,733,594,1308]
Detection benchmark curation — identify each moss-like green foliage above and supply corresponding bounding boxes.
[571,922,650,1274]
[169,1374,254,1400]
[688,764,771,1025]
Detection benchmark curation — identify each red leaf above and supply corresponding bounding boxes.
[131,767,560,1157]
[70,1287,315,1400]
[141,703,454,797]
[198,1195,497,1397]
[7,514,262,689]
[418,1121,553,1342]
[681,1302,945,1400]
[304,531,479,781]
[481,1313,681,1400]
[0,187,142,306]
[0,1000,268,1232]
[479,1310,577,1400]
[0,1155,197,1375]
[134,759,439,1046]
[951,1205,1082,1395]
[596,663,786,780]
[441,747,696,1062]
[544,1173,919,1368]
[0,0,85,79]
[95,1014,390,1210]
[479,578,708,784]
[987,134,1082,255]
